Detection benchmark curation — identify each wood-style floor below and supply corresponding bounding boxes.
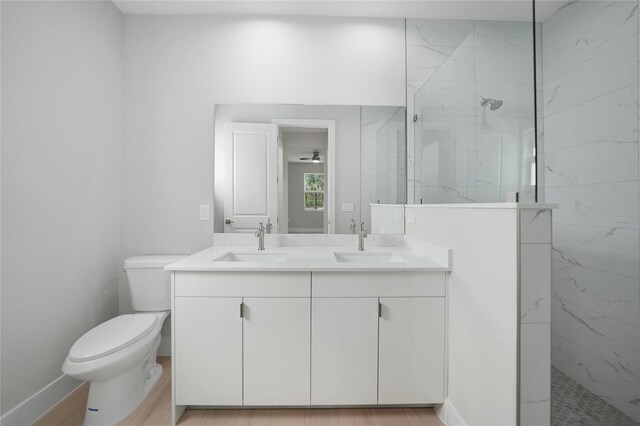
[34,357,442,426]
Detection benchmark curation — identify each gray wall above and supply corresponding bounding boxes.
[288,162,325,232]
[1,0,123,416]
[542,1,640,421]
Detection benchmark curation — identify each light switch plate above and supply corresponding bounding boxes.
[342,203,354,212]
[199,205,210,221]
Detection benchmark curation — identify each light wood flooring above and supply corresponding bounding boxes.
[34,357,442,426]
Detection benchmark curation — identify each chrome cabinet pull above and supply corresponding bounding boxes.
[240,302,243,318]
[378,302,382,318]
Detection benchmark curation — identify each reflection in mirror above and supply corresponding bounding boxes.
[213,104,406,234]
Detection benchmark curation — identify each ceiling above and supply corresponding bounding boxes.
[111,1,566,22]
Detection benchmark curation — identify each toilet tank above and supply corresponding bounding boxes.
[124,255,186,311]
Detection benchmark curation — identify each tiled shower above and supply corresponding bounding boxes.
[407,1,640,423]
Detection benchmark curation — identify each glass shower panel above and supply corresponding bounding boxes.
[360,106,406,228]
[411,19,536,203]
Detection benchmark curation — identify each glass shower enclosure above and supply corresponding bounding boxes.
[409,19,537,204]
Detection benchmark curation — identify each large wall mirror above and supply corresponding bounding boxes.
[214,104,406,234]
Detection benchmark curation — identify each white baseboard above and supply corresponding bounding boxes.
[436,399,467,426]
[1,374,83,426]
[158,335,172,357]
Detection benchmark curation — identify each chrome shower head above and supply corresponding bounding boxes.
[480,97,503,111]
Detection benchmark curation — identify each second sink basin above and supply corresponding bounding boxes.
[333,252,406,263]
[214,252,288,263]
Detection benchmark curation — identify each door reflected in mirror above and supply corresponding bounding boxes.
[214,104,406,234]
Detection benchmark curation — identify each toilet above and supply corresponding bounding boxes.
[62,255,185,426]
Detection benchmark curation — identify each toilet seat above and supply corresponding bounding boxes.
[69,314,158,362]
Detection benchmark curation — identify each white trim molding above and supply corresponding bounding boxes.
[1,375,83,426]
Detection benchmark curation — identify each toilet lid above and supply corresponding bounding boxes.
[68,314,158,362]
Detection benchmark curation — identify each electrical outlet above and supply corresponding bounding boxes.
[199,205,210,221]
[342,203,354,212]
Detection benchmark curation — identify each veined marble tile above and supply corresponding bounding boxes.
[406,45,456,83]
[476,151,530,189]
[418,149,477,189]
[543,85,638,151]
[476,47,534,85]
[476,81,536,120]
[552,223,640,279]
[475,20,533,50]
[414,80,476,117]
[415,116,476,152]
[553,260,640,328]
[521,244,552,324]
[406,19,475,48]
[544,36,638,117]
[430,47,475,82]
[521,323,551,403]
[546,182,639,229]
[544,132,638,187]
[543,2,638,81]
[543,1,621,49]
[521,210,552,244]
[418,185,477,204]
[552,332,640,422]
[477,115,535,152]
[552,295,640,362]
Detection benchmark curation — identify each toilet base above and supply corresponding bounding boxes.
[83,334,162,426]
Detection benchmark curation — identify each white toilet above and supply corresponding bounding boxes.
[63,255,185,426]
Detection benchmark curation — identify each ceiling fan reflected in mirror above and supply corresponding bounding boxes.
[300,151,321,163]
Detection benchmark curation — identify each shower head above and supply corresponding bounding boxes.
[480,97,503,111]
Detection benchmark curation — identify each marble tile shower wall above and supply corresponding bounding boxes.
[360,106,405,227]
[541,0,640,421]
[407,19,536,204]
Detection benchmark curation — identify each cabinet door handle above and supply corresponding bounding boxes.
[240,302,244,318]
[378,302,382,318]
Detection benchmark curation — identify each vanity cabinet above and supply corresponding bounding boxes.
[174,297,242,405]
[172,270,445,409]
[378,297,444,404]
[243,298,310,405]
[311,298,379,405]
[173,272,311,406]
[311,272,445,405]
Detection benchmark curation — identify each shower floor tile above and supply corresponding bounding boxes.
[552,367,639,426]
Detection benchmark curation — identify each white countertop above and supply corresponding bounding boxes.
[165,245,451,272]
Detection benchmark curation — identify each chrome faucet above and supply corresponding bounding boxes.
[256,222,265,251]
[357,222,367,251]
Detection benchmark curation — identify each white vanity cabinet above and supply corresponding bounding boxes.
[172,269,446,410]
[311,272,445,405]
[173,272,311,406]
[311,297,379,405]
[174,297,242,405]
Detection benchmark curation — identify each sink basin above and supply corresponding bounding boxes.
[213,252,288,263]
[333,252,406,263]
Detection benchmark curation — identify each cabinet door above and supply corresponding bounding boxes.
[175,297,242,405]
[311,298,378,405]
[243,298,311,405]
[378,297,445,404]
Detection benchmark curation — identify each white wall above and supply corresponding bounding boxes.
[120,14,404,308]
[0,0,123,420]
[542,1,640,421]
[405,205,519,426]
